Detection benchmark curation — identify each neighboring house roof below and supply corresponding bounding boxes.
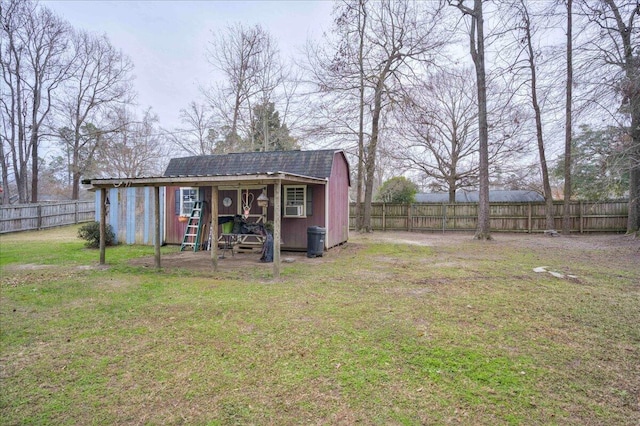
[415,193,450,203]
[164,149,344,181]
[416,190,545,203]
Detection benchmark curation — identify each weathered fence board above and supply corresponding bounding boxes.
[92,187,164,245]
[350,201,628,233]
[0,201,95,234]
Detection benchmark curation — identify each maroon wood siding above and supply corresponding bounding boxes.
[165,186,181,244]
[166,186,213,245]
[166,186,268,245]
[327,151,350,248]
[271,184,326,250]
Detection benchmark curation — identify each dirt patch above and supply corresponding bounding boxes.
[128,247,331,272]
[354,230,640,250]
[0,263,108,288]
[126,232,640,274]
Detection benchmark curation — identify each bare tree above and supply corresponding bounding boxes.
[585,0,639,235]
[563,0,574,234]
[574,1,639,234]
[98,107,167,178]
[450,0,492,239]
[169,102,218,155]
[331,0,368,229]
[395,67,530,203]
[312,0,446,231]
[58,29,134,199]
[303,0,370,228]
[205,23,267,146]
[252,33,286,151]
[396,69,479,203]
[0,0,72,202]
[362,1,448,231]
[515,0,556,231]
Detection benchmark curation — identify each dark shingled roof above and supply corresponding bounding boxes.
[164,150,341,179]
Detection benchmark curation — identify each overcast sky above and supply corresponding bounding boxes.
[43,0,335,129]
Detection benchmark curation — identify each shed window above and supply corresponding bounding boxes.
[284,185,307,217]
[179,187,199,216]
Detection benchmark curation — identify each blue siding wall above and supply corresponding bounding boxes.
[93,187,165,245]
[126,187,135,244]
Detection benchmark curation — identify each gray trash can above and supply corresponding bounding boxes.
[307,226,326,258]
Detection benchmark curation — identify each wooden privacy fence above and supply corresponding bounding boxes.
[349,200,628,233]
[0,201,95,234]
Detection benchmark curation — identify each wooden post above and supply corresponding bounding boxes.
[443,204,447,234]
[99,188,106,265]
[211,185,219,271]
[273,180,281,278]
[154,186,161,269]
[261,186,268,223]
[408,203,412,232]
[37,204,42,230]
[74,201,79,224]
[579,201,583,234]
[527,203,532,234]
[382,203,386,231]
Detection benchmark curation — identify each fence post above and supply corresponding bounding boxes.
[37,204,42,230]
[382,203,386,231]
[74,201,79,224]
[579,201,583,234]
[528,203,532,233]
[442,203,447,233]
[408,204,412,231]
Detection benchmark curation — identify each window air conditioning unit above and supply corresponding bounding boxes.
[285,205,304,217]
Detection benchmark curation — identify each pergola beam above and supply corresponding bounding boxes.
[85,172,325,189]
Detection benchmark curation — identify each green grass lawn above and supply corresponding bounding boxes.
[1,226,639,425]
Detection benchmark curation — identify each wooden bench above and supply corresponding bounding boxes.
[219,233,266,257]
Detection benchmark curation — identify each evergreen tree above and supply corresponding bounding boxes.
[553,125,629,200]
[250,102,298,151]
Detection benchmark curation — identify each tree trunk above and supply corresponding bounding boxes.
[356,0,367,231]
[363,71,387,232]
[72,172,81,200]
[470,0,491,240]
[522,1,555,231]
[30,87,41,203]
[627,110,640,235]
[448,177,456,203]
[601,0,640,234]
[0,140,9,204]
[31,135,38,203]
[625,39,640,235]
[562,0,573,235]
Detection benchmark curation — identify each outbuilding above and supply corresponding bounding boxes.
[84,149,351,276]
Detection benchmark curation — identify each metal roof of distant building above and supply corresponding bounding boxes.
[164,150,342,179]
[416,190,544,203]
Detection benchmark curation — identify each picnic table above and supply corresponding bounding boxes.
[219,232,265,257]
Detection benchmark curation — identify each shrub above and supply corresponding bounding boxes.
[78,221,116,248]
[376,176,418,203]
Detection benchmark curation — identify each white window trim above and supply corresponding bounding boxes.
[180,187,199,216]
[284,185,306,217]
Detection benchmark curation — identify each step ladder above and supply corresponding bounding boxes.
[180,201,205,251]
